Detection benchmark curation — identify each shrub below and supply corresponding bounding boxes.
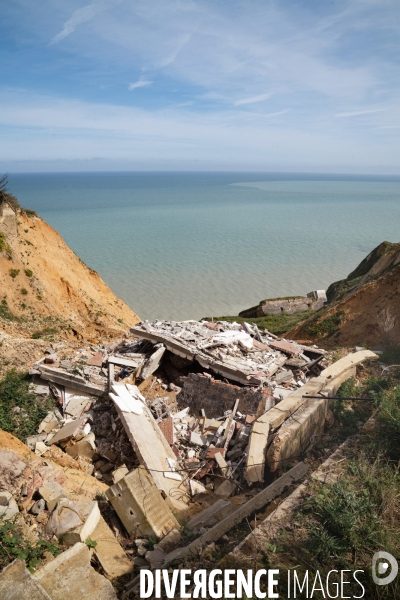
[20,288,28,295]
[24,269,33,277]
[0,516,60,571]
[0,370,55,440]
[8,269,19,279]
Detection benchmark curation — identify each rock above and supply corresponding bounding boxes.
[0,560,52,600]
[47,498,100,546]
[33,542,117,600]
[30,499,46,515]
[26,434,47,450]
[137,545,148,556]
[133,556,149,567]
[214,479,236,498]
[66,440,96,461]
[49,417,88,445]
[39,481,64,512]
[145,547,165,569]
[0,491,19,521]
[35,442,48,456]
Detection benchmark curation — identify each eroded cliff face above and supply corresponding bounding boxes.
[289,241,400,348]
[0,206,140,341]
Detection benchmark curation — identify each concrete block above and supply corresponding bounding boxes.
[33,542,117,600]
[66,439,96,461]
[39,481,64,512]
[0,560,52,600]
[0,492,19,521]
[105,467,179,538]
[91,516,133,578]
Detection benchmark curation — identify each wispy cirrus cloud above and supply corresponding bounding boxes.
[50,0,122,45]
[128,79,153,91]
[233,93,273,106]
[335,108,387,118]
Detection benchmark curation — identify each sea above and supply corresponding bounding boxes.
[8,172,400,321]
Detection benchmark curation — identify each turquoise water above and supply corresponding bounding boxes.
[8,172,400,321]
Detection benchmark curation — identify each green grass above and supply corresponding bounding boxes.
[257,373,400,599]
[202,310,312,335]
[0,370,55,440]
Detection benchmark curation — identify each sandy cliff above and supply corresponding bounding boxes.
[288,241,400,347]
[0,204,140,341]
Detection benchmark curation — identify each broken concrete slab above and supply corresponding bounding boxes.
[186,499,235,531]
[66,439,97,461]
[140,345,166,380]
[39,365,106,397]
[33,542,117,600]
[90,515,133,579]
[245,350,378,483]
[110,396,188,512]
[38,412,59,434]
[267,365,357,472]
[105,467,179,538]
[161,462,308,567]
[49,416,88,445]
[0,560,52,600]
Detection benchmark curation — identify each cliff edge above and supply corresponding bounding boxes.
[0,203,140,341]
[288,241,400,348]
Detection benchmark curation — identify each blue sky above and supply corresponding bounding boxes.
[1,0,400,172]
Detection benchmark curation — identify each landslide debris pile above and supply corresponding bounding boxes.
[0,319,376,598]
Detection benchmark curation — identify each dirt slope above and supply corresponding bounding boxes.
[289,241,400,348]
[0,207,140,341]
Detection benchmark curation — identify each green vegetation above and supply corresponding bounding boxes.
[0,298,19,322]
[20,288,28,295]
[0,517,60,572]
[304,309,345,338]
[203,310,312,335]
[24,269,33,277]
[0,370,55,440]
[8,268,20,279]
[0,233,12,255]
[31,326,58,340]
[255,371,400,599]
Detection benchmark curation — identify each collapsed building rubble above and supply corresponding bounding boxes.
[0,318,377,596]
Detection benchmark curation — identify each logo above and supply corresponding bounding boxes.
[372,551,398,586]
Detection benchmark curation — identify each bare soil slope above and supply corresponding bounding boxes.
[289,241,400,347]
[0,208,140,341]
